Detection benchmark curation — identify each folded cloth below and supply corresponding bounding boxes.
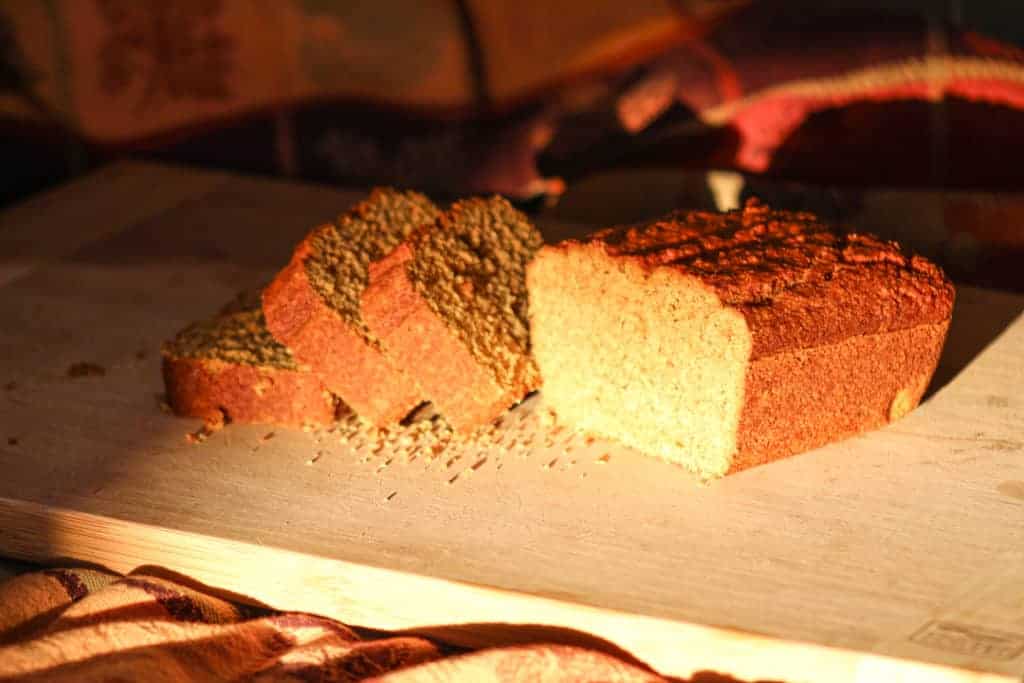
[544,6,1024,190]
[0,566,679,682]
[6,3,1024,204]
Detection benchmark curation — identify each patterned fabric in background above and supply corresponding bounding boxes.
[4,1,1024,200]
[0,566,759,682]
[0,0,736,203]
[5,0,1024,295]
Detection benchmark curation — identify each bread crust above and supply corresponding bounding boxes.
[361,243,521,433]
[262,227,424,425]
[730,319,949,472]
[162,356,337,427]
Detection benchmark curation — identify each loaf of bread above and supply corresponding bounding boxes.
[361,197,543,432]
[162,294,338,427]
[262,188,441,426]
[526,200,955,478]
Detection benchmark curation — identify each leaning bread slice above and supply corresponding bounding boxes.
[262,188,441,426]
[526,199,955,478]
[361,196,544,432]
[162,296,338,428]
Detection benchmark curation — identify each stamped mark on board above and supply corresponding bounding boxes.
[900,551,1024,666]
[909,621,1024,661]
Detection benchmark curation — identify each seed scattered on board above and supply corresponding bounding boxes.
[271,402,612,486]
[185,422,221,444]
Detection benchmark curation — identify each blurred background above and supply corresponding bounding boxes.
[3,0,1024,287]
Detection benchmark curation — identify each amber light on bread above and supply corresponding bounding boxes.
[526,200,955,478]
[262,188,441,426]
[361,196,544,432]
[162,299,338,427]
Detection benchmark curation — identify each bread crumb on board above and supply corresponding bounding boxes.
[296,399,608,486]
[185,428,209,445]
[185,413,226,444]
[67,362,106,378]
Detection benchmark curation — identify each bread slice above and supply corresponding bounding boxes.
[526,200,955,478]
[162,295,338,428]
[361,196,543,432]
[262,188,441,426]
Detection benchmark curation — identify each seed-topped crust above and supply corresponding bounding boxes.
[304,188,441,347]
[163,308,296,370]
[405,197,543,390]
[162,299,337,427]
[262,188,441,426]
[362,196,543,432]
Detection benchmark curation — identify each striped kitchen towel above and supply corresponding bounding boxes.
[0,565,688,682]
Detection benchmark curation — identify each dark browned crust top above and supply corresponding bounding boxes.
[575,199,955,357]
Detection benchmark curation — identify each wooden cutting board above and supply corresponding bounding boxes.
[1,162,1022,683]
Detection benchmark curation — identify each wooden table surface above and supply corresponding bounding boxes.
[1,162,1022,683]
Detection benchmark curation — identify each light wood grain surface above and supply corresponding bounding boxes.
[0,163,1022,682]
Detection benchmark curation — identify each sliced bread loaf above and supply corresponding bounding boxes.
[162,295,338,428]
[262,188,441,426]
[526,200,955,478]
[361,197,543,432]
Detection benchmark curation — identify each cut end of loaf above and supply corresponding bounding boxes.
[528,243,752,478]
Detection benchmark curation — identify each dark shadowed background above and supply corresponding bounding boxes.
[3,0,1024,286]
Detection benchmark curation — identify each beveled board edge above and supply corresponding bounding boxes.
[0,497,1010,683]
